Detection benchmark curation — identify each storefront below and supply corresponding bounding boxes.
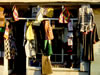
[0,0,100,75]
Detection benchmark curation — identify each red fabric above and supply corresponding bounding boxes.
[12,5,19,21]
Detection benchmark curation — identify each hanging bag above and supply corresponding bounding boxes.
[26,22,35,40]
[0,7,5,27]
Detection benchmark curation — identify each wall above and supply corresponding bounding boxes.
[90,9,100,75]
[94,8,100,38]
[0,66,4,75]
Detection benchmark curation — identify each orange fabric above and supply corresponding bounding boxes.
[44,20,54,40]
[0,7,5,27]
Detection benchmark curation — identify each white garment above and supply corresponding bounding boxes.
[25,41,36,57]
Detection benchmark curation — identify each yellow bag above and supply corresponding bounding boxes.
[26,22,35,40]
[43,8,54,18]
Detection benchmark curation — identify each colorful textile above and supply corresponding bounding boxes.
[4,21,9,39]
[44,20,54,40]
[4,29,17,59]
[12,5,19,21]
[59,7,70,23]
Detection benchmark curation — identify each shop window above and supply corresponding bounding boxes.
[27,7,80,69]
[50,19,80,68]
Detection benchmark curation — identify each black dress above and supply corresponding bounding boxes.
[82,24,99,61]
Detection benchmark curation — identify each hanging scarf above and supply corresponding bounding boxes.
[44,20,54,40]
[59,7,70,23]
[4,21,9,39]
[12,5,19,21]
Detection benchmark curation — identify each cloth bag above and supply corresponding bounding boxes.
[26,22,35,40]
[42,55,53,75]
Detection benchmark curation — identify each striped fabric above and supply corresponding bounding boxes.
[12,5,19,21]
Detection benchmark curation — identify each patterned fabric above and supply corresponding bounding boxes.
[4,21,9,39]
[4,24,17,59]
[59,7,70,23]
[12,5,19,21]
[4,35,17,59]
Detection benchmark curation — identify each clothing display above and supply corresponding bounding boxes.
[63,28,73,54]
[78,5,99,61]
[78,5,94,33]
[1,5,100,74]
[24,21,37,58]
[4,22,17,59]
[82,24,99,61]
[41,20,54,56]
[59,7,70,23]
